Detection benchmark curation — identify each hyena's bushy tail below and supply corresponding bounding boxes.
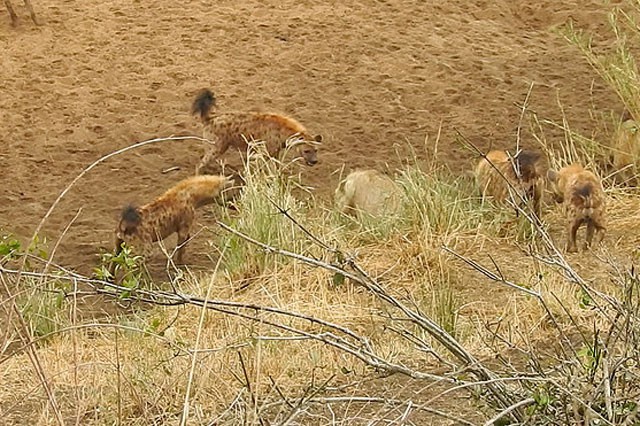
[191,88,216,123]
[575,184,597,217]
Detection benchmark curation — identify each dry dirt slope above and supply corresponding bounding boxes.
[0,0,623,271]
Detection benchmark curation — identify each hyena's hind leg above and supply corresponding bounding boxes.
[174,228,191,265]
[4,0,38,25]
[4,0,18,25]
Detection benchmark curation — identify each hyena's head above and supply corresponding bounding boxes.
[117,205,142,239]
[570,182,595,211]
[295,134,322,166]
[514,150,546,197]
[515,150,543,182]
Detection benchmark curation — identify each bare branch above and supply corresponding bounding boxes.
[483,398,536,426]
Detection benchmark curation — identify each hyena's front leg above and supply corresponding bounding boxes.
[531,182,543,218]
[195,148,214,175]
[23,0,38,24]
[195,137,223,175]
[584,221,595,250]
[594,217,606,246]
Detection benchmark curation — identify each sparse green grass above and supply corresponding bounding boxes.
[17,279,67,340]
[1,233,70,341]
[219,142,315,278]
[559,5,640,118]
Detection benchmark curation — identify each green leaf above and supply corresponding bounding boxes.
[148,318,162,333]
[55,290,65,309]
[0,235,21,257]
[578,289,593,309]
[122,276,138,289]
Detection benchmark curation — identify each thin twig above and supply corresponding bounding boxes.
[483,398,536,426]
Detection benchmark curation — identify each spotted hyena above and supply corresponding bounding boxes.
[191,89,321,174]
[111,175,232,273]
[547,164,606,252]
[475,149,546,217]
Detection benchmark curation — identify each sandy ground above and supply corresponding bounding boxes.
[0,0,624,272]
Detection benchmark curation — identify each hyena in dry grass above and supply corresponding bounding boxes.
[548,164,606,253]
[110,175,232,272]
[335,169,402,217]
[612,110,640,184]
[4,0,37,25]
[192,89,322,174]
[475,149,546,217]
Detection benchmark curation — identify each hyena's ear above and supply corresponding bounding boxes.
[547,169,558,183]
[313,134,323,143]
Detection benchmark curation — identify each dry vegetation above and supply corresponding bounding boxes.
[4,2,640,426]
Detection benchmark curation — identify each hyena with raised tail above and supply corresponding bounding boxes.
[192,89,322,174]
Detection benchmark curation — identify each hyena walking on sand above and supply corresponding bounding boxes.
[475,149,546,217]
[191,89,322,174]
[110,175,232,274]
[547,164,606,253]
